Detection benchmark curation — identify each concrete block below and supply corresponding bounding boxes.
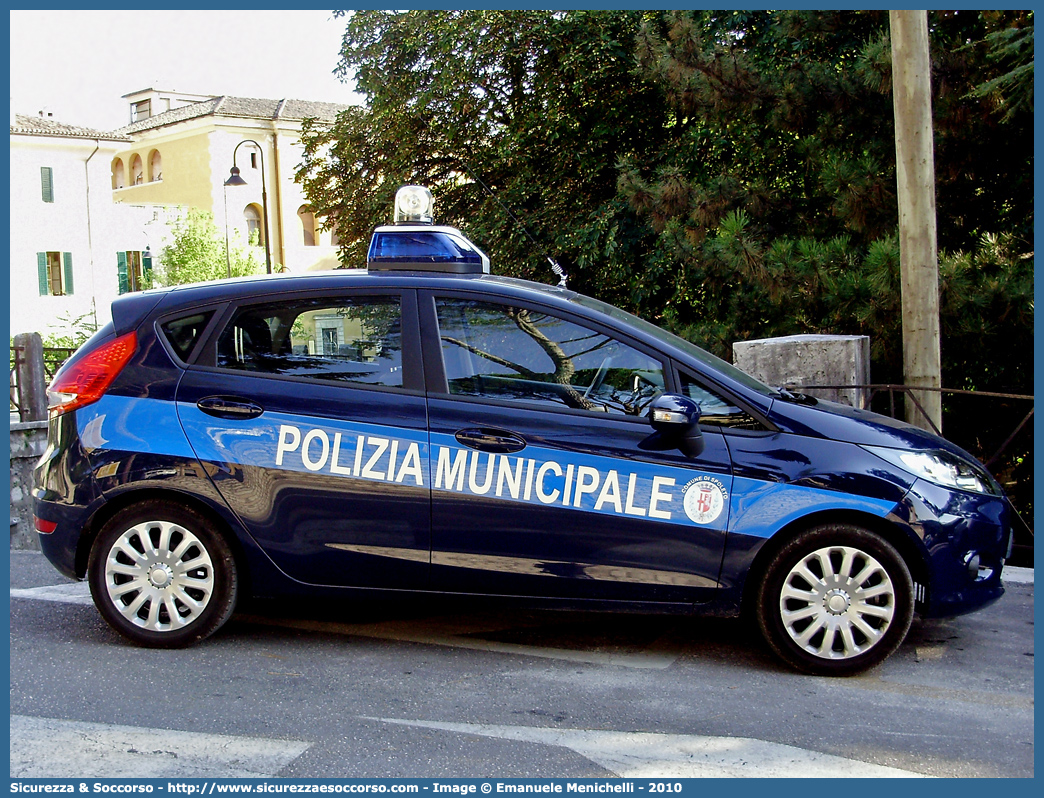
[9,421,48,550]
[733,334,871,408]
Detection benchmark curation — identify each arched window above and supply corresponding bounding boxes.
[148,150,162,182]
[243,204,263,246]
[112,158,125,190]
[318,216,340,246]
[298,206,316,246]
[130,154,143,185]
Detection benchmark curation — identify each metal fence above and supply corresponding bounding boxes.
[794,382,1033,466]
[9,345,24,420]
[10,345,76,422]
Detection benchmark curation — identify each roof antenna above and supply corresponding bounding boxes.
[460,164,567,288]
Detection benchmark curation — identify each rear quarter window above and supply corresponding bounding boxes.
[160,312,214,363]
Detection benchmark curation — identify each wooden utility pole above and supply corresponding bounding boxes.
[890,10,942,433]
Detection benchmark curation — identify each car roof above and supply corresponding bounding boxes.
[142,269,580,315]
[119,268,716,373]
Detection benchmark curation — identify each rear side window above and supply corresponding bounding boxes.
[214,296,403,388]
[161,312,214,362]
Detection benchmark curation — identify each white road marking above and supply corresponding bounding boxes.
[10,715,310,778]
[10,581,93,605]
[368,718,934,778]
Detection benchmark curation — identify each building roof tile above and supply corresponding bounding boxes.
[116,95,349,134]
[10,114,132,141]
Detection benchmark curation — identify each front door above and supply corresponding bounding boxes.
[422,292,732,604]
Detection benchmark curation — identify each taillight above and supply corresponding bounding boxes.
[47,331,137,418]
[34,516,57,534]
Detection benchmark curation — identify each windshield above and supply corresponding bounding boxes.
[570,295,779,399]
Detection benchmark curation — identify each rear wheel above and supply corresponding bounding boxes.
[88,501,238,647]
[756,524,914,676]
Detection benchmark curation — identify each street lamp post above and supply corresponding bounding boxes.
[222,181,231,278]
[224,139,272,274]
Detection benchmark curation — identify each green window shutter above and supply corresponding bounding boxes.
[142,253,153,284]
[41,167,54,203]
[117,251,129,295]
[62,252,74,295]
[37,252,49,295]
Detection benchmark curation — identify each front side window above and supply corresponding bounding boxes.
[435,298,663,417]
[571,293,779,400]
[215,296,403,388]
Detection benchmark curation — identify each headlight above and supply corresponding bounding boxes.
[863,445,998,495]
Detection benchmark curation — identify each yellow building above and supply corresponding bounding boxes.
[112,89,350,274]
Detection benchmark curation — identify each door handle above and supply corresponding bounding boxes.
[454,428,527,454]
[196,396,265,420]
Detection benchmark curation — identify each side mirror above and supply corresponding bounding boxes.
[643,394,705,458]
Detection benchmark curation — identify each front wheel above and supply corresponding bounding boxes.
[756,524,914,676]
[88,501,238,647]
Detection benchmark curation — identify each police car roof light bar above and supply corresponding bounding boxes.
[394,186,434,225]
[368,187,490,274]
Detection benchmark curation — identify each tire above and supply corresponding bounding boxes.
[87,500,238,648]
[756,524,914,676]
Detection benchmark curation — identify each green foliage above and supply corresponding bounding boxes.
[299,9,1032,396]
[38,311,99,349]
[298,9,666,299]
[618,9,1033,393]
[964,12,1033,123]
[157,208,263,286]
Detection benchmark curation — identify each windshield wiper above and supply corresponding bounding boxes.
[776,386,819,406]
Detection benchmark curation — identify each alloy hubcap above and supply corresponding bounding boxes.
[104,520,214,632]
[779,545,896,660]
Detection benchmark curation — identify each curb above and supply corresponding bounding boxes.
[1003,565,1034,584]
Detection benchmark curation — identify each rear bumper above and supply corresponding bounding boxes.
[33,413,104,580]
[33,491,105,581]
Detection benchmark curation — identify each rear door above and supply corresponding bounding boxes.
[421,290,733,604]
[175,288,431,589]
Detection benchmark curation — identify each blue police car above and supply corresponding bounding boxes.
[33,186,1011,676]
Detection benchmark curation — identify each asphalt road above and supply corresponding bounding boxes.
[8,550,1035,778]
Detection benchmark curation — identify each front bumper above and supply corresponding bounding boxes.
[898,479,1011,618]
